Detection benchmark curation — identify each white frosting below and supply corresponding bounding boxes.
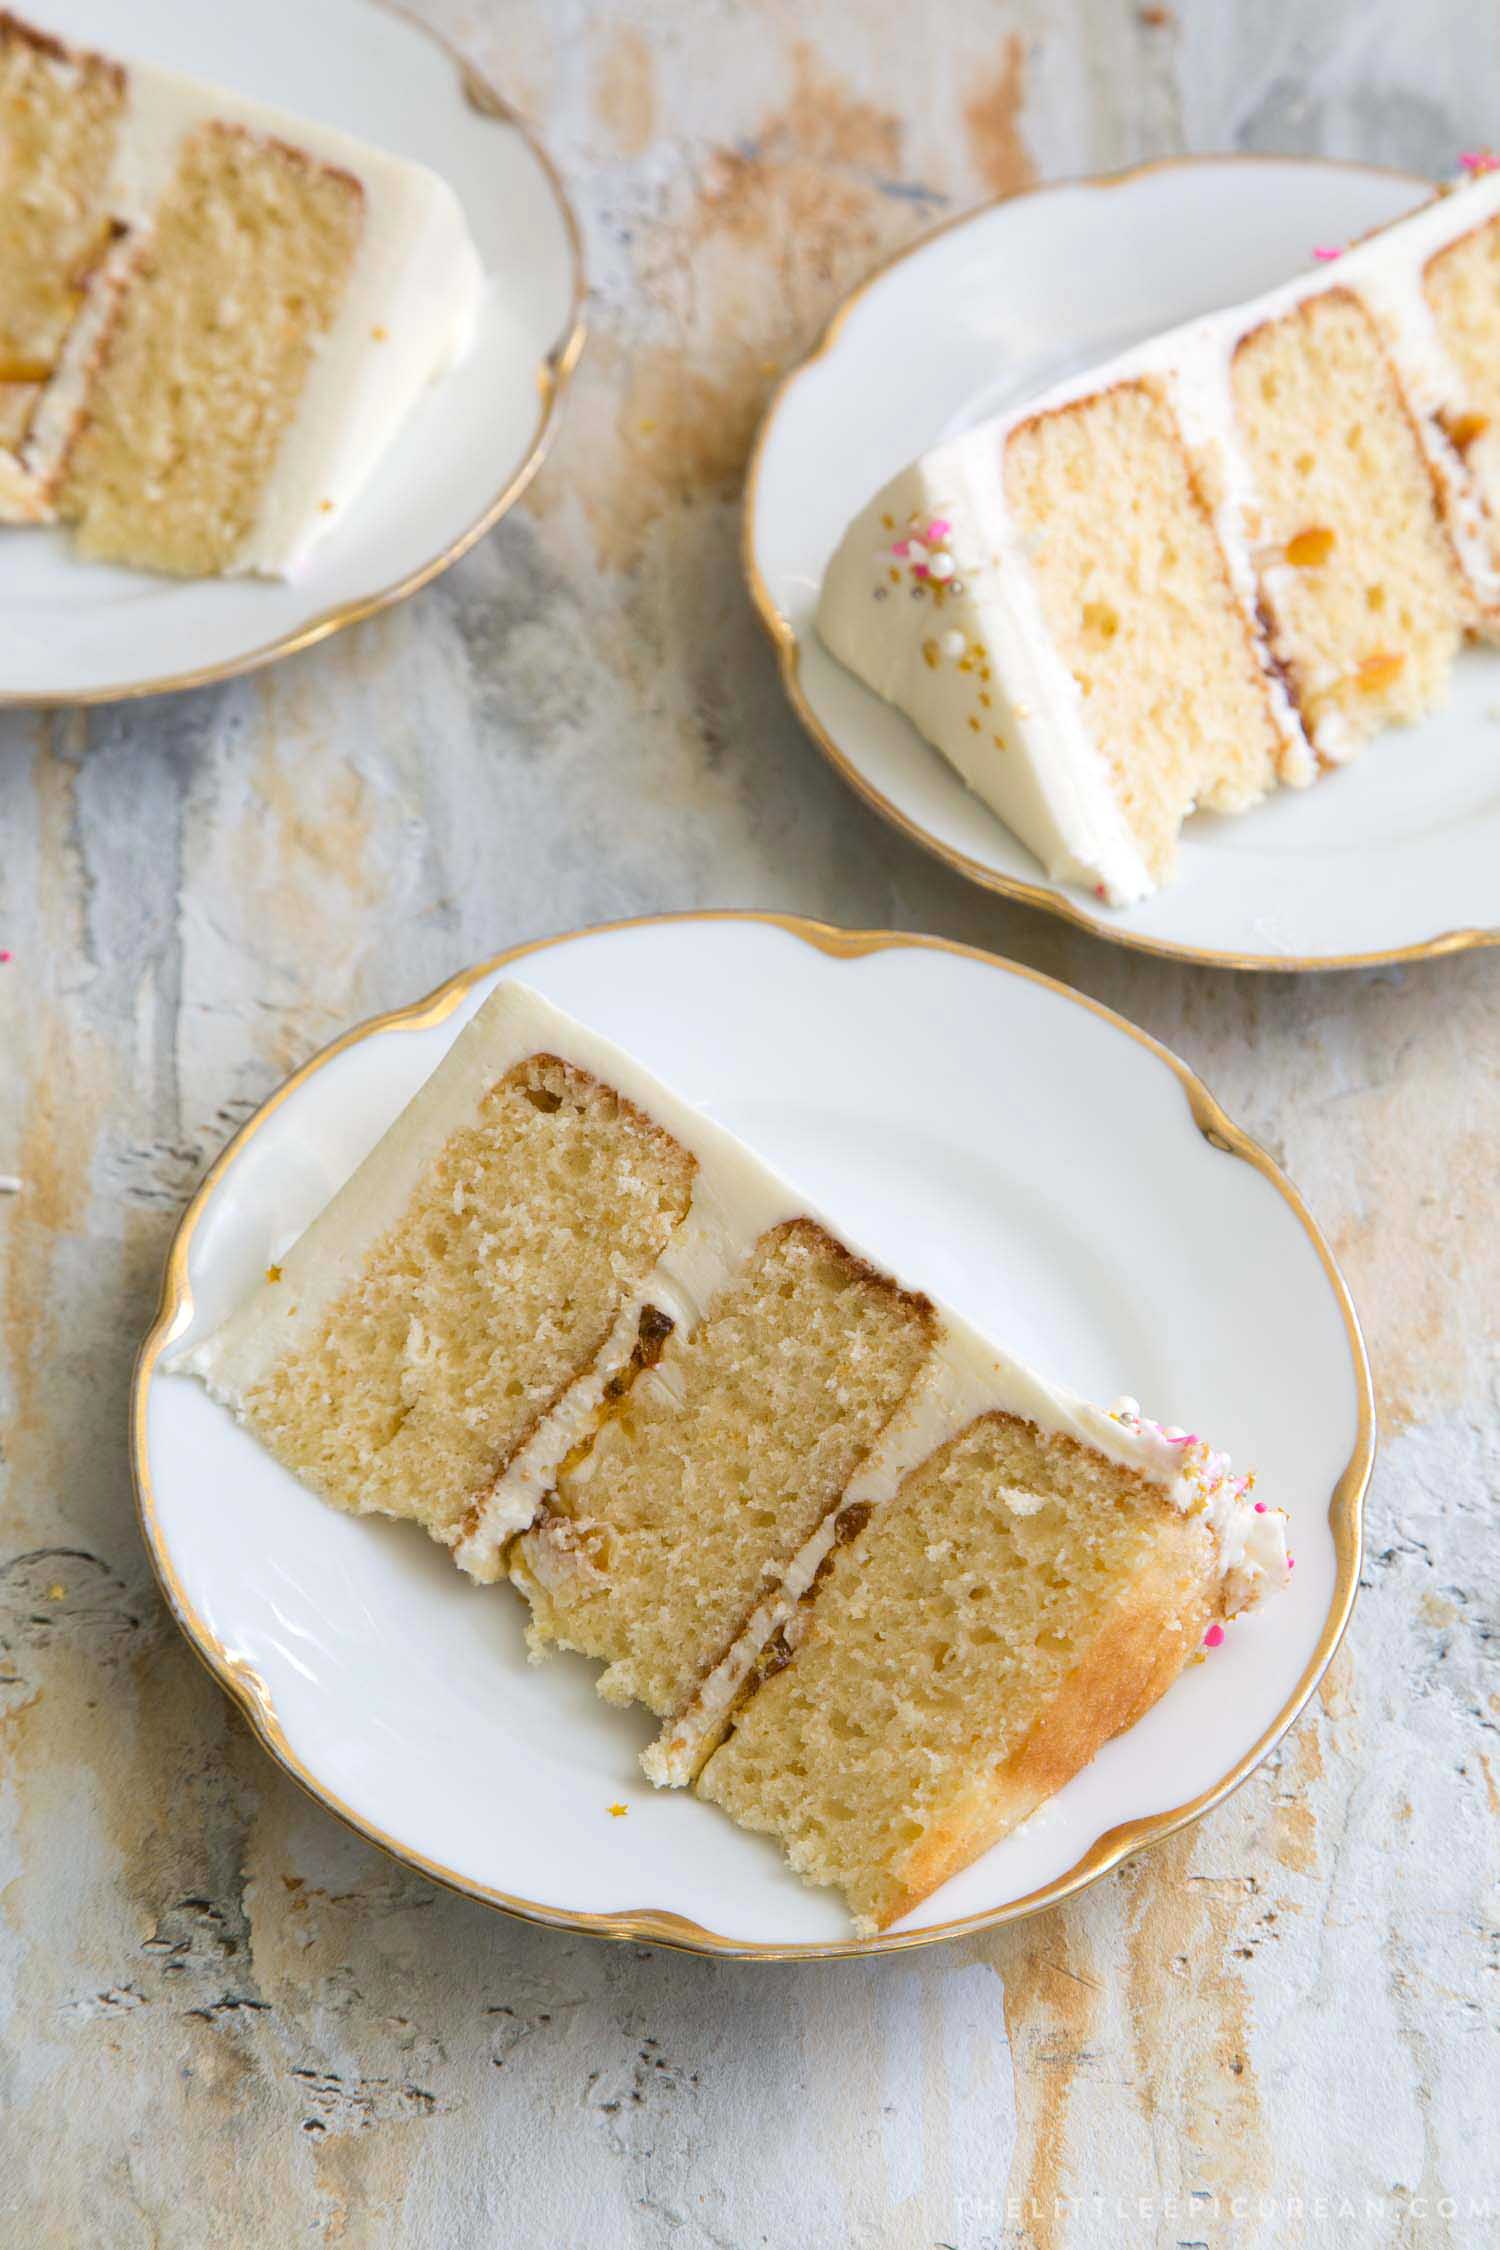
[818,171,1500,901]
[9,39,483,574]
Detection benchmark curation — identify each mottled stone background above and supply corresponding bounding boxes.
[2,1,1497,2243]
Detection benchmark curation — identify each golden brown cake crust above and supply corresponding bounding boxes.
[878,1514,1219,1929]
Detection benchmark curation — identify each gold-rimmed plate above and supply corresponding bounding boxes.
[3,0,584,706]
[133,913,1372,1959]
[745,157,1500,970]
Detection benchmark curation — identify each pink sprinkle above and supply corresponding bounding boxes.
[891,539,910,557]
[0,950,10,964]
[1459,150,1499,174]
[1254,1499,1267,1512]
[1287,1555,1296,1569]
[913,563,929,578]
[1312,245,1342,261]
[1094,883,1108,901]
[1203,1623,1226,1649]
[926,518,952,540]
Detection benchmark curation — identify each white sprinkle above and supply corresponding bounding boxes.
[939,629,965,659]
[1111,1395,1141,1421]
[929,552,955,581]
[0,1174,22,1196]
[907,540,928,565]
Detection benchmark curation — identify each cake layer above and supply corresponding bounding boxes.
[1231,289,1471,747]
[0,11,483,572]
[0,12,124,524]
[818,171,1500,904]
[1003,380,1286,886]
[509,1218,935,1719]
[696,1402,1256,1934]
[183,996,698,1541]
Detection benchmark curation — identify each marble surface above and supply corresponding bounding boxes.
[2,1,1497,2242]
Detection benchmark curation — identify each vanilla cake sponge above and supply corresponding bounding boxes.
[818,172,1500,904]
[183,980,1289,1932]
[0,10,482,574]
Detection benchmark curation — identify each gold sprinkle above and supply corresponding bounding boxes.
[992,733,1006,748]
[318,500,334,515]
[607,1802,628,1818]
[979,666,992,682]
[1356,650,1404,692]
[46,1582,66,1602]
[957,658,973,673]
[921,638,939,670]
[888,567,900,584]
[1285,525,1335,567]
[639,418,657,434]
[371,324,388,342]
[881,512,895,530]
[967,715,981,733]
[1446,410,1489,450]
[266,1264,283,1284]
[978,691,991,708]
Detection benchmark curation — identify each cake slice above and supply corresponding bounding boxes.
[817,171,1500,904]
[181,980,1289,1932]
[0,10,482,573]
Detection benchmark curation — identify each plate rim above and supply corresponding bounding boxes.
[2,0,588,711]
[741,153,1500,974]
[130,909,1376,1959]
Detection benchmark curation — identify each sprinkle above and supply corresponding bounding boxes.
[1254,1500,1267,1513]
[1459,149,1500,174]
[926,518,952,540]
[1094,883,1108,901]
[913,563,930,578]
[939,629,965,659]
[1356,650,1405,692]
[1203,1622,1226,1649]
[1285,525,1335,567]
[1112,1396,1141,1421]
[46,1582,66,1602]
[266,1264,283,1284]
[881,513,896,530]
[1287,1555,1296,1569]
[929,552,955,581]
[891,538,911,557]
[922,638,940,670]
[0,1174,21,1196]
[371,324,388,341]
[873,585,888,601]
[967,715,980,732]
[949,580,966,596]
[319,499,334,514]
[1445,409,1490,450]
[1312,244,1343,262]
[607,1802,628,1818]
[0,950,10,963]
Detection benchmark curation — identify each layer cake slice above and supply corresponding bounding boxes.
[817,171,1500,903]
[181,980,1289,1931]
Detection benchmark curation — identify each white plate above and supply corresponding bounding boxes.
[4,0,583,705]
[134,914,1372,1957]
[746,158,1500,970]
